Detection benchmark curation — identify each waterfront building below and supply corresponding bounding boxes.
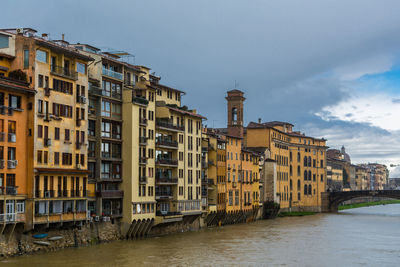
[355,165,369,190]
[201,131,217,213]
[152,79,205,225]
[0,31,36,227]
[326,158,344,191]
[1,28,95,229]
[71,44,126,220]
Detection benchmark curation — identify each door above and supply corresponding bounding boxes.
[6,200,15,222]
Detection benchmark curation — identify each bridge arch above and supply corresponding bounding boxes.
[321,190,400,212]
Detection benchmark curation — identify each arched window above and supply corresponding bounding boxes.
[308,170,312,181]
[308,156,312,167]
[297,179,301,190]
[297,166,300,176]
[290,165,293,176]
[304,170,307,181]
[290,179,293,190]
[304,185,308,195]
[297,192,301,201]
[303,156,307,167]
[308,185,312,195]
[232,107,237,122]
[297,152,300,162]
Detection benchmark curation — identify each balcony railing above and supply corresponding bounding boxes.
[139,157,147,165]
[132,96,148,105]
[155,190,173,199]
[156,177,178,184]
[156,158,178,167]
[51,65,78,80]
[139,176,148,184]
[0,213,25,223]
[0,106,14,116]
[156,120,185,132]
[139,117,148,126]
[102,68,123,80]
[96,190,124,198]
[8,133,16,143]
[139,136,148,145]
[7,160,17,169]
[89,84,102,96]
[156,138,178,148]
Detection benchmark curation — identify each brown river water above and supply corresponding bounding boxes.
[2,204,400,266]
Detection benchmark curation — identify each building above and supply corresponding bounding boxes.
[355,165,369,190]
[326,158,344,191]
[0,32,36,228]
[0,28,95,229]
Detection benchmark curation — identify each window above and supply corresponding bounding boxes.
[304,185,307,195]
[88,141,96,157]
[6,173,15,187]
[54,152,59,165]
[228,191,233,205]
[101,121,111,137]
[88,120,95,136]
[54,127,60,140]
[8,147,16,160]
[37,150,42,163]
[8,95,21,109]
[77,62,86,74]
[36,50,48,63]
[101,100,111,117]
[24,49,29,69]
[16,200,25,213]
[65,129,70,141]
[0,34,9,49]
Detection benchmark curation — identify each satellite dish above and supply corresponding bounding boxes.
[137,204,141,213]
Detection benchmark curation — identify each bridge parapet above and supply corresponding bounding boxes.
[321,190,400,212]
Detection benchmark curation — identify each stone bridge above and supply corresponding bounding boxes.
[321,190,400,212]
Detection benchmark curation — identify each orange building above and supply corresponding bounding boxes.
[0,42,36,227]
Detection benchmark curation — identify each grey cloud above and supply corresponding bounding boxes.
[392,98,400,104]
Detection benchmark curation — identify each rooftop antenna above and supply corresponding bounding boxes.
[234,80,239,88]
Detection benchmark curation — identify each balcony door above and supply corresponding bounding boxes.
[6,200,15,222]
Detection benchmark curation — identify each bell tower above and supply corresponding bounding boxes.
[226,89,245,138]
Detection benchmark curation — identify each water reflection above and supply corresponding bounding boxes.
[4,204,400,267]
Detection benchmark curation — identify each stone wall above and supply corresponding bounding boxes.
[0,221,121,258]
[149,217,201,237]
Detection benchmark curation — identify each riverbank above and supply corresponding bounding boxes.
[338,199,400,210]
[278,211,316,217]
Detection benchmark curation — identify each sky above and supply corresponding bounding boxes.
[2,0,400,177]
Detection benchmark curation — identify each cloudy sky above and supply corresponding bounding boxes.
[2,0,400,176]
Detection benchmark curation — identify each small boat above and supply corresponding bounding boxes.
[33,233,48,239]
[48,236,63,241]
[33,241,50,246]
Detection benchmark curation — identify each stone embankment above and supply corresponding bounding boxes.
[0,221,121,258]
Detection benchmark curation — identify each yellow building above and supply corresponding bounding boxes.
[152,80,205,223]
[225,135,242,213]
[355,165,369,190]
[326,158,344,191]
[201,130,218,213]
[1,28,95,229]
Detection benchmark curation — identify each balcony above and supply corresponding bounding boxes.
[124,80,135,87]
[0,106,14,116]
[139,117,148,126]
[155,190,173,200]
[201,160,208,169]
[89,84,102,96]
[7,160,17,169]
[51,65,78,80]
[96,190,124,198]
[156,138,178,149]
[102,68,123,80]
[156,120,185,132]
[5,186,17,195]
[156,158,178,167]
[132,96,148,106]
[44,138,52,147]
[8,133,16,143]
[44,87,51,97]
[156,177,178,185]
[139,157,147,165]
[139,176,148,184]
[0,213,25,223]
[139,136,148,146]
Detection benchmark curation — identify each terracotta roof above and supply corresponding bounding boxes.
[227,89,244,94]
[34,38,94,62]
[0,76,34,93]
[151,81,186,94]
[168,106,206,120]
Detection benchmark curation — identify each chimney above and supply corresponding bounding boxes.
[62,34,65,41]
[258,118,262,123]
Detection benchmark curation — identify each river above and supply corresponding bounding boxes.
[3,204,400,266]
